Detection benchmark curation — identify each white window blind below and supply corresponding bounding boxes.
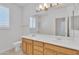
[0,6,9,29]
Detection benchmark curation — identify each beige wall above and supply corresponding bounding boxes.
[0,4,22,52]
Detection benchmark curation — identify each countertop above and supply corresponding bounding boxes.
[22,34,79,50]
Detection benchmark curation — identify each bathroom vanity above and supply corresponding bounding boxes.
[21,34,79,55]
[20,4,79,55]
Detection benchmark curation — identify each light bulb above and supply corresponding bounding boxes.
[39,4,43,9]
[39,4,45,10]
[44,3,49,8]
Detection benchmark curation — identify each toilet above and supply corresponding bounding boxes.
[13,40,22,52]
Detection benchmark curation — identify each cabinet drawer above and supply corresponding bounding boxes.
[33,41,43,47]
[23,38,32,43]
[34,45,43,52]
[44,43,77,54]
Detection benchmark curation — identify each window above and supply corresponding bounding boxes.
[0,6,9,29]
[29,17,36,29]
[29,16,36,33]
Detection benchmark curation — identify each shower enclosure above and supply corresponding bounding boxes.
[71,3,79,40]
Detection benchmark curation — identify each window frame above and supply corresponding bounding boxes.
[0,6,10,30]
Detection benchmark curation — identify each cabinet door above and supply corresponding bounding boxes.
[33,41,44,55]
[33,45,43,55]
[26,43,33,55]
[22,40,27,54]
[26,39,33,55]
[22,38,33,55]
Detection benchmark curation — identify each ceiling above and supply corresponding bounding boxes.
[0,3,79,7]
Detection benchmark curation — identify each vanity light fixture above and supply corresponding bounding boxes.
[36,3,64,12]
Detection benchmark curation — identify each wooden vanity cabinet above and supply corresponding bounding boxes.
[22,38,33,55]
[22,38,78,55]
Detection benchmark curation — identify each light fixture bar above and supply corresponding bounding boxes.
[36,3,64,12]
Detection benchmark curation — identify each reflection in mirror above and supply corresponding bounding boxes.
[67,17,70,37]
[71,16,79,30]
[56,17,65,36]
[29,16,36,34]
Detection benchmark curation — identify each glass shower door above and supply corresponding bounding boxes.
[72,4,79,40]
